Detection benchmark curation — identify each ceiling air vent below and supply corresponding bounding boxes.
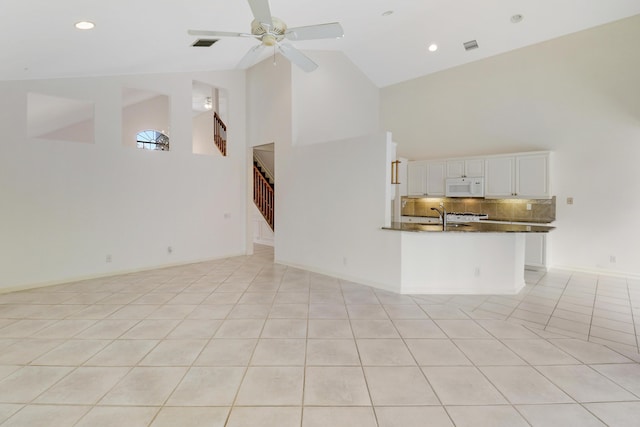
[192,39,219,47]
[463,40,479,51]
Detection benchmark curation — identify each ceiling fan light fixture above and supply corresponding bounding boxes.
[510,14,524,23]
[382,10,394,17]
[262,34,277,46]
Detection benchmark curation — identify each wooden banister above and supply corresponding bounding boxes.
[214,112,227,156]
[254,164,274,230]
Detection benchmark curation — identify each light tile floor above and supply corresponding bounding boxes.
[0,244,639,426]
[421,268,640,355]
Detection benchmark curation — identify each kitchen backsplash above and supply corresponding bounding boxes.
[401,196,556,223]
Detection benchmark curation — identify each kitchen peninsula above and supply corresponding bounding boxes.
[382,220,554,295]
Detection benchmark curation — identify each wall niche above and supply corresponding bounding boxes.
[27,92,95,144]
[192,80,228,156]
[122,88,170,150]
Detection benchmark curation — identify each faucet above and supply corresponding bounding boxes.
[431,203,447,230]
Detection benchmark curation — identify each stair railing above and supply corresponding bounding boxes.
[254,164,274,230]
[253,150,275,184]
[214,112,227,156]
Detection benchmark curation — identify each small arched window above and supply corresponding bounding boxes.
[136,129,170,151]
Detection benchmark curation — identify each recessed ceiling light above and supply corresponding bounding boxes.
[74,21,95,30]
[428,43,438,52]
[510,14,524,23]
[382,10,394,16]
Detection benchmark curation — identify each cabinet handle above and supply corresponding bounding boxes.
[391,160,401,184]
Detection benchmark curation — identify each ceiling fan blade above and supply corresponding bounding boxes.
[285,22,344,41]
[247,0,273,27]
[278,43,318,72]
[237,44,266,69]
[188,29,251,38]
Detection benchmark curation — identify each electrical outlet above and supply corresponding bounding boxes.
[167,246,173,255]
[474,267,480,277]
[343,257,348,266]
[526,203,532,211]
[610,255,616,264]
[106,254,112,263]
[566,197,574,205]
[224,213,231,219]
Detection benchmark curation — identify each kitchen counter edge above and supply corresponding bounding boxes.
[382,222,555,233]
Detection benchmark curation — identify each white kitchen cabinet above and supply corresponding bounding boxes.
[407,160,445,196]
[446,158,484,178]
[525,233,546,269]
[516,153,551,198]
[407,161,427,196]
[485,156,515,197]
[426,161,446,196]
[485,152,551,198]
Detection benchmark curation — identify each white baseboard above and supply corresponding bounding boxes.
[0,251,247,295]
[274,258,400,294]
[550,264,640,280]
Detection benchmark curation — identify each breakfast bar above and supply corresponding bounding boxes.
[382,221,554,295]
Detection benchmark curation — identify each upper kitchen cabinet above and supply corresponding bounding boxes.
[406,160,446,196]
[485,156,515,197]
[485,152,551,198]
[407,161,427,196]
[516,153,551,198]
[446,158,484,178]
[426,161,446,196]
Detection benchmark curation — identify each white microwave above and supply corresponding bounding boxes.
[445,177,484,197]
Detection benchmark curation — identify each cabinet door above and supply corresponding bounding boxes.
[426,161,446,196]
[516,154,550,198]
[446,159,483,178]
[407,162,427,196]
[525,233,546,268]
[485,157,515,197]
[465,158,484,177]
[446,160,465,178]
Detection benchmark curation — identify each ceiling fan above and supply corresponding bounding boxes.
[188,0,344,72]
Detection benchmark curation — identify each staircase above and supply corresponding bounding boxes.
[213,112,227,156]
[253,155,274,230]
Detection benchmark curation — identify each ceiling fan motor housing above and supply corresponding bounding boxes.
[251,17,287,45]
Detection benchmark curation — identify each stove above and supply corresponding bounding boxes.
[446,212,489,223]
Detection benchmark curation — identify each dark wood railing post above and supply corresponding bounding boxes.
[253,164,274,230]
[213,112,227,156]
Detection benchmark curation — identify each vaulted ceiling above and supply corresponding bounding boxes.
[2,0,639,87]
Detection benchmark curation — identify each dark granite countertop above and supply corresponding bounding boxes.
[402,215,552,224]
[383,221,555,233]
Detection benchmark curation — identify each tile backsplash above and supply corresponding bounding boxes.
[401,196,556,223]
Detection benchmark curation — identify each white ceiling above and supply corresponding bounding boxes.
[2,0,640,87]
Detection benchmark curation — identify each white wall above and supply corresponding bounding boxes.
[246,55,292,148]
[381,15,640,278]
[192,111,216,156]
[245,54,293,255]
[0,71,247,291]
[291,51,380,145]
[246,50,400,289]
[276,132,401,291]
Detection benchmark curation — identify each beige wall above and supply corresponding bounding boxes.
[381,15,640,277]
